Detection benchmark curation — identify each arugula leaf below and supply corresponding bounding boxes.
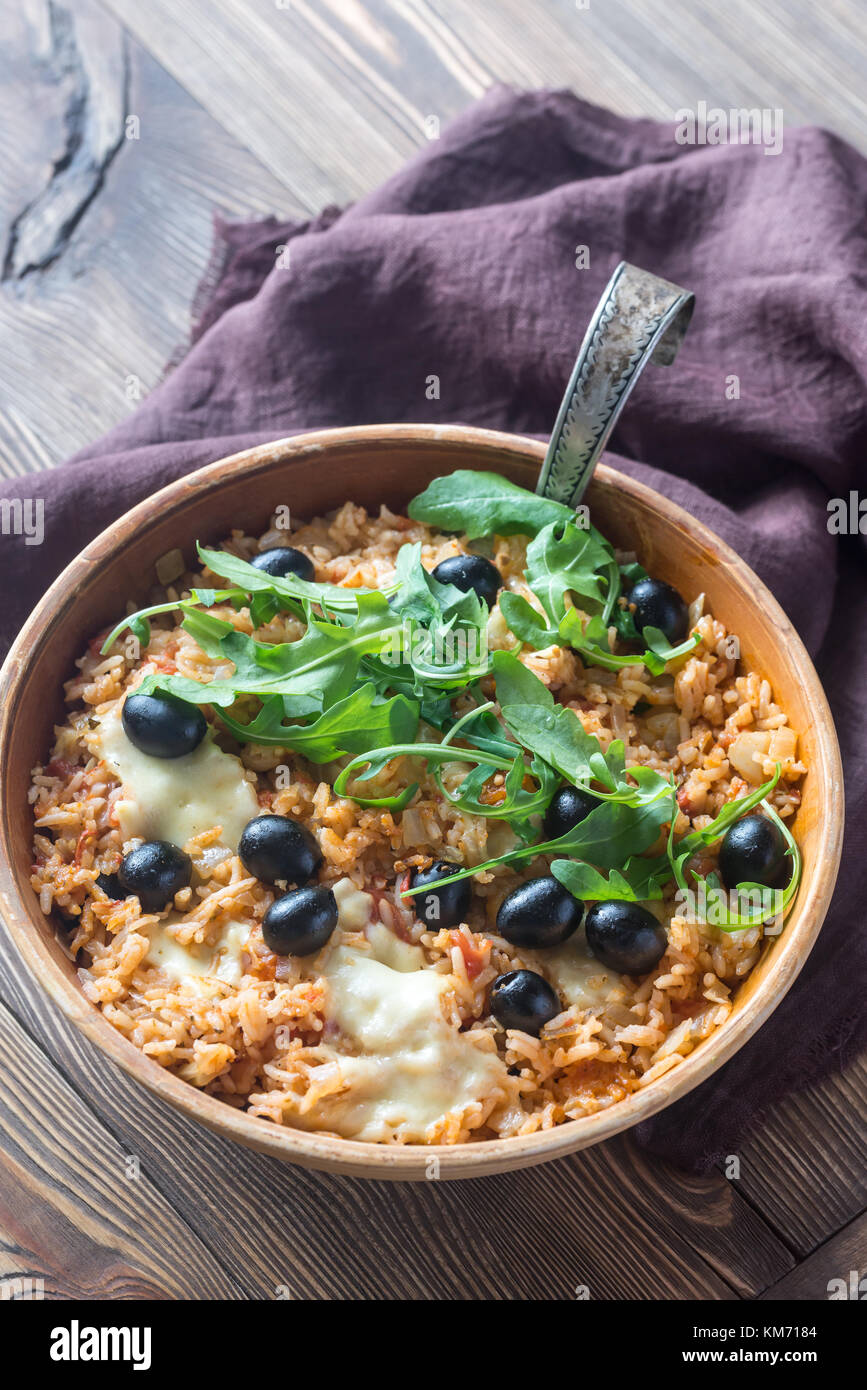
[641,626,702,677]
[332,734,520,813]
[408,470,577,539]
[402,789,674,898]
[550,859,664,902]
[492,651,672,807]
[440,689,518,758]
[389,544,484,625]
[196,543,375,613]
[434,751,559,836]
[100,589,243,654]
[525,519,614,621]
[498,592,555,648]
[216,685,419,762]
[545,793,673,868]
[140,591,402,711]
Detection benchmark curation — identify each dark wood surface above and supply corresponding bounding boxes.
[0,0,864,1301]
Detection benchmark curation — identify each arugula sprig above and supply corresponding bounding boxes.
[332,709,557,833]
[499,525,700,675]
[663,765,802,931]
[408,469,577,539]
[400,784,674,900]
[697,802,802,930]
[99,537,493,762]
[667,765,783,890]
[493,652,671,808]
[410,471,699,676]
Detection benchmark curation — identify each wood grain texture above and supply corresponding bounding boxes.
[729,1055,867,1258]
[102,0,867,179]
[759,1211,867,1301]
[0,997,238,1299]
[0,0,294,472]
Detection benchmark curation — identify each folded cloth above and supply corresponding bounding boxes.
[2,87,865,1171]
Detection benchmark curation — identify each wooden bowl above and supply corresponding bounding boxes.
[0,426,843,1179]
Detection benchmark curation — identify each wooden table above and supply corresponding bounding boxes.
[1,0,864,1301]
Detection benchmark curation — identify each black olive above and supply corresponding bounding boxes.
[251,546,315,582]
[543,786,599,840]
[118,841,192,912]
[584,900,667,975]
[490,970,561,1035]
[431,554,503,608]
[122,692,207,760]
[410,861,472,929]
[496,876,583,949]
[626,577,689,644]
[718,814,789,890]
[95,871,124,900]
[263,886,338,956]
[239,814,322,886]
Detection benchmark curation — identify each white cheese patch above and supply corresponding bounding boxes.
[144,916,250,986]
[365,921,425,973]
[295,881,506,1141]
[309,946,506,1142]
[331,875,426,971]
[96,707,258,850]
[525,928,620,1011]
[331,876,375,931]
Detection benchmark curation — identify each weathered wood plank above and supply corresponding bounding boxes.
[0,1,295,471]
[101,0,425,202]
[0,916,792,1298]
[101,0,867,185]
[0,998,238,1299]
[759,1210,867,1301]
[725,1055,867,1258]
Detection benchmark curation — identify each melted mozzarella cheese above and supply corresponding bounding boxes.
[296,882,507,1141]
[96,707,258,850]
[312,947,506,1141]
[525,928,620,1011]
[144,916,250,985]
[331,876,375,931]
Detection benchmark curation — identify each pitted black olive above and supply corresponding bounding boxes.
[543,786,598,840]
[118,841,192,912]
[490,970,561,1035]
[122,692,207,760]
[718,814,789,890]
[410,861,471,929]
[263,886,338,956]
[239,815,322,886]
[250,547,315,581]
[584,900,667,976]
[431,554,503,608]
[626,577,689,645]
[496,876,583,949]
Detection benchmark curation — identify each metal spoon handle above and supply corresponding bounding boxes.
[536,261,695,506]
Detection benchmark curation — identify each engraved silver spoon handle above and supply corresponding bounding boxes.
[536,261,695,506]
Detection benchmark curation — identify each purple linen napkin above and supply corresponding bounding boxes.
[2,87,865,1171]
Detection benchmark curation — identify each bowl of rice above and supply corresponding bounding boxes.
[0,425,843,1179]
